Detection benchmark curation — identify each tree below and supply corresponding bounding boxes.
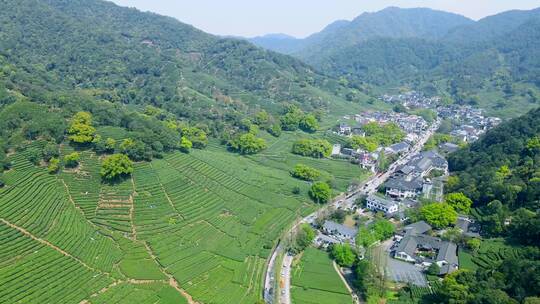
[68,112,96,144]
[299,114,318,133]
[64,152,80,168]
[371,219,395,241]
[292,139,332,158]
[356,227,378,248]
[47,158,60,173]
[268,123,282,137]
[105,138,116,152]
[179,136,192,153]
[330,209,347,224]
[295,224,315,250]
[427,263,441,275]
[253,110,270,127]
[228,133,267,155]
[441,227,463,243]
[290,164,321,181]
[280,106,304,131]
[467,238,481,253]
[331,244,356,267]
[348,136,378,152]
[309,182,331,204]
[420,203,458,228]
[182,127,208,149]
[100,154,134,180]
[42,143,59,162]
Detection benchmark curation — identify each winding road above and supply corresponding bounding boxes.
[263,119,440,304]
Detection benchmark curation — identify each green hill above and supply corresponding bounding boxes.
[0,1,376,303]
[251,7,540,118]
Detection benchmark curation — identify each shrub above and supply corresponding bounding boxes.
[290,164,321,181]
[64,152,80,168]
[47,158,60,173]
[309,182,331,204]
[228,133,267,155]
[292,139,332,158]
[100,154,134,180]
[179,136,192,153]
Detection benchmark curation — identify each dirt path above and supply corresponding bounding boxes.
[1,218,102,274]
[142,241,199,304]
[333,261,361,304]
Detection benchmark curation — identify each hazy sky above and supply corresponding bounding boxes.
[110,0,540,38]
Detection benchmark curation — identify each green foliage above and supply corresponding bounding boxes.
[424,133,454,151]
[309,182,332,204]
[268,123,282,137]
[467,238,481,253]
[299,114,319,133]
[64,152,80,168]
[331,243,356,267]
[228,133,267,155]
[182,127,208,149]
[448,108,540,219]
[355,219,394,247]
[179,136,192,153]
[280,106,305,131]
[291,248,351,304]
[295,224,316,251]
[42,143,59,162]
[507,208,540,246]
[362,122,405,146]
[290,164,321,181]
[444,192,473,214]
[371,219,395,241]
[47,157,60,173]
[348,136,378,152]
[68,112,96,144]
[420,203,458,228]
[100,154,134,180]
[292,139,332,158]
[427,263,441,275]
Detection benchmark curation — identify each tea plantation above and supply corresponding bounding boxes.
[291,248,352,304]
[0,140,365,303]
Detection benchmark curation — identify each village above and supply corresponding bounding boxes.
[269,91,502,304]
[303,92,493,289]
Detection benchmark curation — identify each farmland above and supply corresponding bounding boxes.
[0,139,367,303]
[291,248,352,304]
[458,239,523,271]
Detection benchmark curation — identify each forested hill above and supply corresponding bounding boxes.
[0,0,354,120]
[447,107,540,211]
[251,7,540,118]
[249,7,473,58]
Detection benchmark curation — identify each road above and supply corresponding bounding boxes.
[263,120,440,304]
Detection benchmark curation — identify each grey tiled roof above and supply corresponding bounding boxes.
[323,221,358,238]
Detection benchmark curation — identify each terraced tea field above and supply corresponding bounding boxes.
[291,248,352,304]
[2,142,360,303]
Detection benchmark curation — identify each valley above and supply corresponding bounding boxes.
[0,1,538,304]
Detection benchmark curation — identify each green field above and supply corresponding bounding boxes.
[0,137,368,303]
[291,248,352,304]
[458,239,523,271]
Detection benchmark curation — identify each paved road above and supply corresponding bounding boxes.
[263,120,440,304]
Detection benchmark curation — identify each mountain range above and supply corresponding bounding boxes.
[250,7,540,117]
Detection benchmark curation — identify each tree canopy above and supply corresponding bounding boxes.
[420,203,458,228]
[292,139,332,158]
[309,182,332,204]
[100,154,134,180]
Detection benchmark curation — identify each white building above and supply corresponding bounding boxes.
[366,194,399,215]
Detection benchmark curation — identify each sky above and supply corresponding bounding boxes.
[110,0,540,38]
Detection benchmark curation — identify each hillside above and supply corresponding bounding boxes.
[447,107,540,210]
[251,7,540,118]
[250,7,472,59]
[0,0,365,124]
[0,1,376,303]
